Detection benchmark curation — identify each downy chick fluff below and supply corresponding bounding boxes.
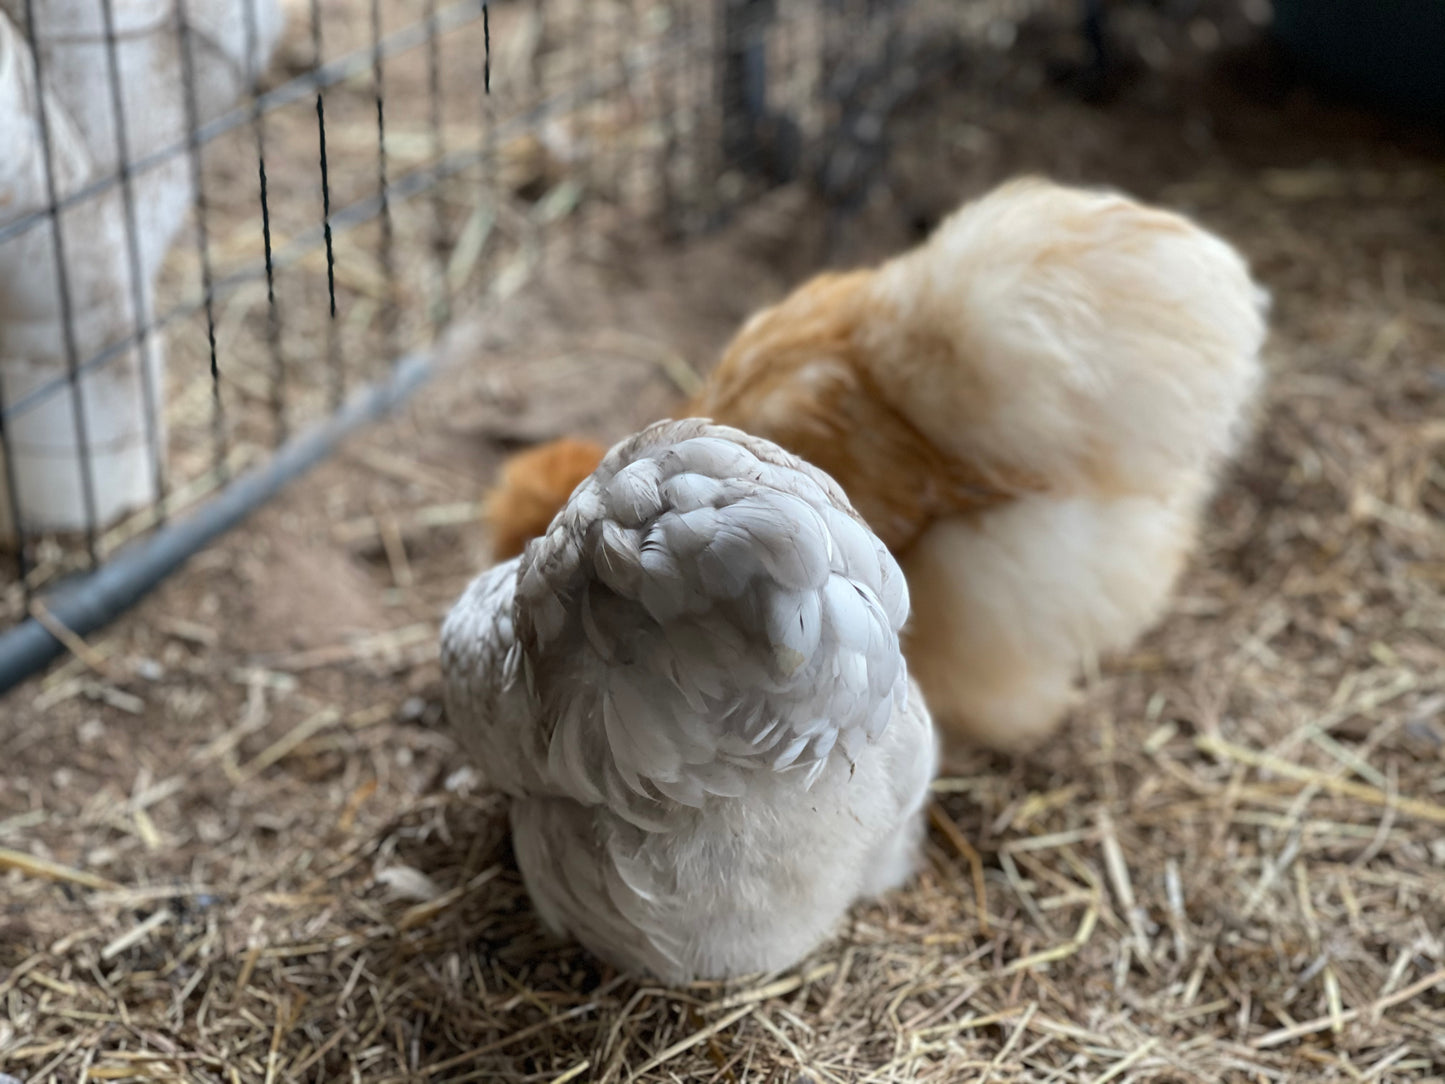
[441,419,938,983]
[478,178,1269,753]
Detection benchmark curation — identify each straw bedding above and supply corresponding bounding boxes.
[3,2,1443,1080]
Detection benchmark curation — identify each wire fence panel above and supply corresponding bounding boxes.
[0,0,947,650]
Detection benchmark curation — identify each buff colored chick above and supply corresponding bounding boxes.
[480,178,1268,752]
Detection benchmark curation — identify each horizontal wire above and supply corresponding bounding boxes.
[0,0,488,249]
[0,19,692,422]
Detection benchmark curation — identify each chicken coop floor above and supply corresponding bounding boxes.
[4,3,1445,1081]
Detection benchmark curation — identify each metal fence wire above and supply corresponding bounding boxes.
[0,0,960,684]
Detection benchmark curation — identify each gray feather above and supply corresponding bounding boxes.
[440,419,936,983]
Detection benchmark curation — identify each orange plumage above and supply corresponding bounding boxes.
[483,438,607,560]
[480,178,1268,751]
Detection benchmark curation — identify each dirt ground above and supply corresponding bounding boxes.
[4,1,1445,1081]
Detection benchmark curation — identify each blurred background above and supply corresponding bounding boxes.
[2,1,1443,1080]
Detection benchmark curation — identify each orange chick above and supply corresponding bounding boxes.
[483,437,607,561]
[481,178,1268,752]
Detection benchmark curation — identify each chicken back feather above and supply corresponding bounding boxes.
[442,419,937,982]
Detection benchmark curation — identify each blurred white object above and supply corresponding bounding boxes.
[0,0,283,542]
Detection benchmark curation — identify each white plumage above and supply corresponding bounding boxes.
[441,419,937,983]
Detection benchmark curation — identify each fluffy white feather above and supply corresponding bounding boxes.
[860,179,1269,750]
[441,419,937,982]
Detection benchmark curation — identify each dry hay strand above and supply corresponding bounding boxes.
[4,2,1445,1081]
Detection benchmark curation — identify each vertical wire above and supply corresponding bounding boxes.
[96,0,169,530]
[0,359,30,592]
[464,1,492,302]
[0,10,40,573]
[370,0,399,364]
[425,0,449,334]
[258,147,283,442]
[309,0,342,409]
[316,93,341,409]
[174,0,230,480]
[239,0,287,446]
[481,1,496,239]
[18,0,102,566]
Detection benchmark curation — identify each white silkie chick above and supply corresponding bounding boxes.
[441,419,937,983]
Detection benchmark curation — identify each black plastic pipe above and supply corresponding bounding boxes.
[0,350,436,697]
